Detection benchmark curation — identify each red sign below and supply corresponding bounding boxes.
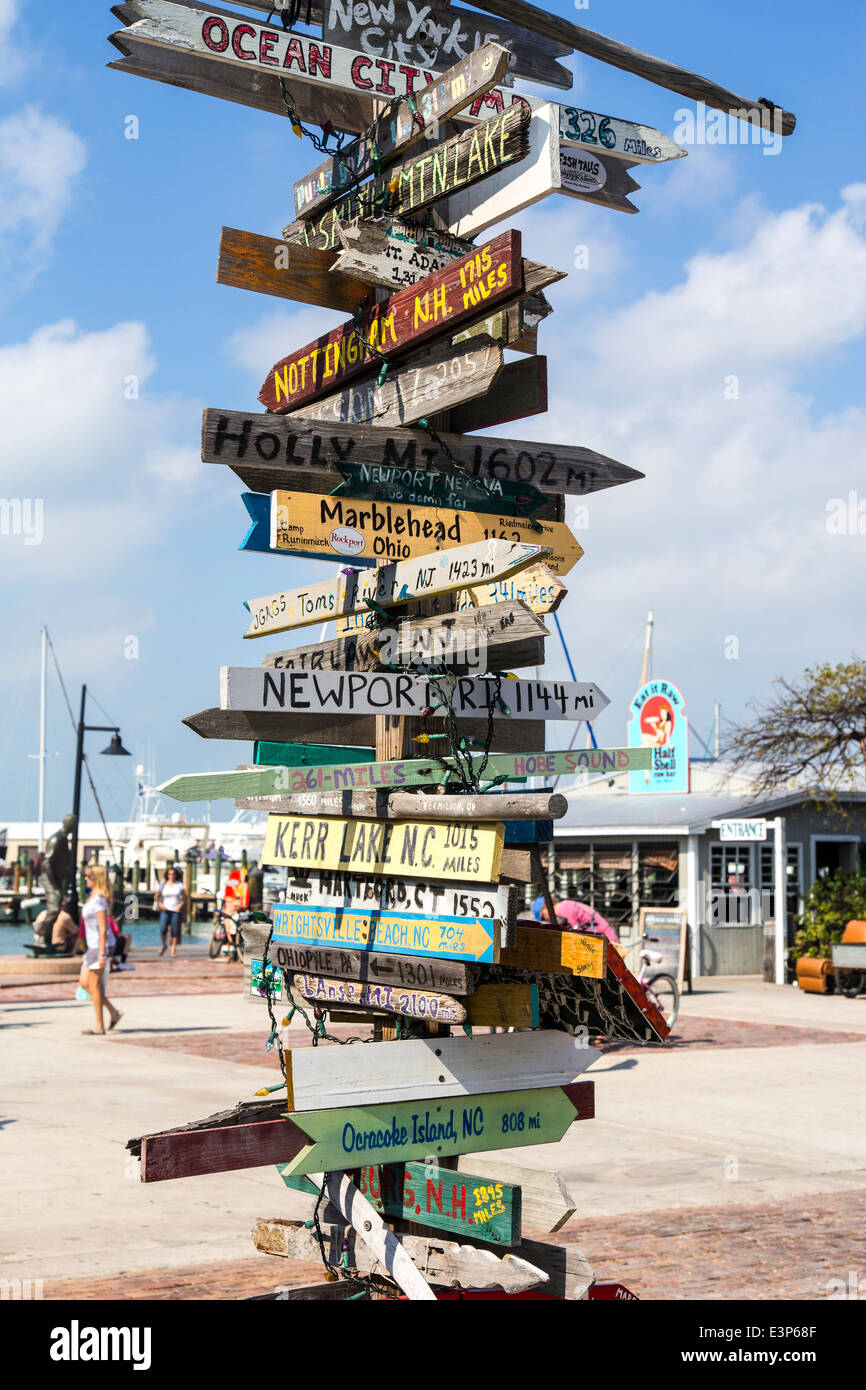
[259,230,521,414]
[587,1281,640,1300]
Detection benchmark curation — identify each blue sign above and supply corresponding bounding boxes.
[627,679,689,795]
[271,903,498,964]
[238,493,375,565]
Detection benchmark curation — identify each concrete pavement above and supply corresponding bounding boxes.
[1,975,864,1288]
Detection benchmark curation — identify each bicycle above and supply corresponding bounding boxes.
[623,933,680,1028]
[208,907,269,961]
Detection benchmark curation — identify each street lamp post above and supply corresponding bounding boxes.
[69,684,131,913]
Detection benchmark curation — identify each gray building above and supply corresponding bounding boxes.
[549,761,866,977]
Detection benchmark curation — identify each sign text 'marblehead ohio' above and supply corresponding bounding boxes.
[260,231,520,413]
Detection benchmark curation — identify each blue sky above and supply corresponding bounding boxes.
[2,0,865,826]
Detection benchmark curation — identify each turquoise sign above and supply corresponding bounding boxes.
[628,679,689,795]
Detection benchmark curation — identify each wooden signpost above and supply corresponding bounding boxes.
[202,408,643,500]
[244,926,481,997]
[269,488,583,573]
[279,1080,594,1177]
[330,461,549,520]
[216,227,370,313]
[221,667,608,722]
[254,741,373,768]
[273,867,519,929]
[259,230,523,414]
[242,537,549,638]
[332,219,473,292]
[294,974,468,1024]
[455,561,566,616]
[181,706,546,754]
[159,746,651,802]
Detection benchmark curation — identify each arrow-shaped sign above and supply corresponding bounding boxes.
[270,902,500,962]
[158,746,652,803]
[332,461,548,520]
[220,667,609,722]
[269,490,583,575]
[242,537,549,639]
[281,1081,595,1178]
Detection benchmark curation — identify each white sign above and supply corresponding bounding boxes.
[718,819,767,842]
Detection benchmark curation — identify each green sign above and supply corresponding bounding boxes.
[254,741,373,768]
[333,462,547,521]
[282,1084,586,1178]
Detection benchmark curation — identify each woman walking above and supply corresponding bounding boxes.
[80,865,122,1035]
[156,864,186,958]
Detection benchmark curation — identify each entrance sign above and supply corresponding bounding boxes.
[628,678,689,795]
[242,537,548,638]
[259,231,521,413]
[221,666,609,721]
[264,813,506,884]
[270,901,500,963]
[718,818,767,842]
[269,489,582,573]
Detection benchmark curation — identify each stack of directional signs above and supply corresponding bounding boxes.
[114,0,794,1301]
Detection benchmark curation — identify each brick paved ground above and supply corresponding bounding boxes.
[596,1015,866,1052]
[0,957,242,1003]
[40,1188,866,1301]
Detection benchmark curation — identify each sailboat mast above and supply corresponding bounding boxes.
[640,610,654,688]
[38,626,47,852]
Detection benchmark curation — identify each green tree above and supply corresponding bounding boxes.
[794,869,866,958]
[727,659,866,796]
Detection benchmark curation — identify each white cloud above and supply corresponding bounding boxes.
[225,304,338,380]
[0,105,86,282]
[0,0,23,84]
[0,318,201,581]
[533,190,866,735]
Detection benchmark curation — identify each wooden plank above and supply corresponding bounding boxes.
[248,871,518,935]
[455,1158,575,1234]
[284,1032,597,1110]
[498,925,606,978]
[268,488,582,574]
[318,1171,437,1300]
[261,599,549,675]
[294,42,511,220]
[221,667,607,721]
[330,460,550,520]
[465,981,538,1027]
[452,0,796,135]
[447,103,638,238]
[201,407,642,499]
[253,1217,547,1292]
[295,973,467,1024]
[107,27,376,135]
[161,746,650,801]
[354,1161,522,1247]
[237,789,564,821]
[140,1116,306,1182]
[242,537,549,639]
[269,900,501,961]
[558,102,685,164]
[259,230,522,413]
[447,354,546,434]
[180,707,546,754]
[280,1080,594,1176]
[244,927,481,995]
[216,227,370,312]
[254,741,372,766]
[321,0,573,89]
[249,1281,361,1302]
[290,335,505,430]
[456,561,566,617]
[332,218,474,292]
[281,104,531,244]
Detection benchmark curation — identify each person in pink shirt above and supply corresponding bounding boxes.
[532,895,620,945]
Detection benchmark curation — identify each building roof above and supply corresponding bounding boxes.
[555,785,866,837]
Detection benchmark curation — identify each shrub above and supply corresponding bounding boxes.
[794,869,866,958]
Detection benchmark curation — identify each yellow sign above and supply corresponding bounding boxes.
[271,491,583,577]
[263,814,505,884]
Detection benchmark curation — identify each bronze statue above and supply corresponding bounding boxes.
[36,814,77,942]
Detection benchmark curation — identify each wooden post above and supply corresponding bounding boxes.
[214,853,222,897]
[184,861,193,933]
[12,862,20,893]
[119,847,126,886]
[145,849,151,891]
[532,844,558,926]
[133,859,140,893]
[25,862,33,893]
